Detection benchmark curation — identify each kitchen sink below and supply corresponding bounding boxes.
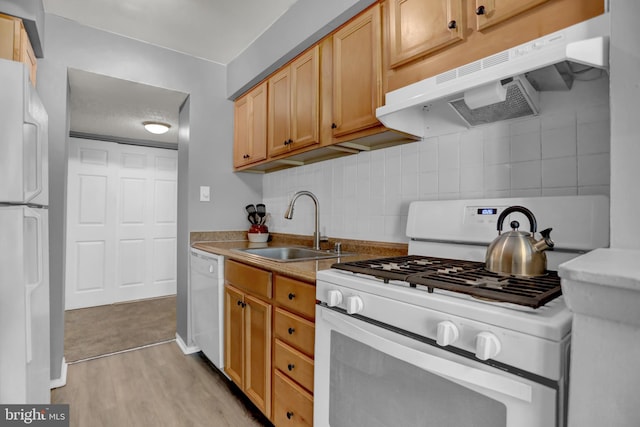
[234,246,351,262]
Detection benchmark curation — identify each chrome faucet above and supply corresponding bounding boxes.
[284,190,322,250]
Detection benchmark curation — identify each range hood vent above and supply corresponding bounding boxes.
[377,14,610,138]
[449,76,539,126]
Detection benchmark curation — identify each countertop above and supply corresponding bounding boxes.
[191,232,408,283]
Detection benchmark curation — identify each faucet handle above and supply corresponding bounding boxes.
[334,242,342,254]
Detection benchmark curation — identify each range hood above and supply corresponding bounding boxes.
[376,14,610,138]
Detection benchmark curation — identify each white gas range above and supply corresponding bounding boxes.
[314,195,609,427]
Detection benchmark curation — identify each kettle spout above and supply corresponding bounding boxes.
[533,227,554,252]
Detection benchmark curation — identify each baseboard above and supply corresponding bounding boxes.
[175,333,200,355]
[50,357,68,389]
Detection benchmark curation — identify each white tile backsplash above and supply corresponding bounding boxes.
[262,75,610,243]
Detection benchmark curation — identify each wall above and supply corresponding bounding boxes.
[263,75,610,242]
[609,0,640,249]
[37,14,262,380]
[227,0,376,98]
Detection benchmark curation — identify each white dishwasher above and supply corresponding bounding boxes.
[190,248,224,370]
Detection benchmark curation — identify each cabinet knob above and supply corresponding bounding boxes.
[286,411,294,420]
[288,292,296,300]
[448,20,457,29]
[283,139,288,145]
[331,123,337,129]
[237,300,242,306]
[476,5,485,15]
[288,139,293,145]
[243,154,250,159]
[287,363,295,371]
[288,327,295,335]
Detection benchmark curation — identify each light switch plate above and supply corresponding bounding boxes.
[199,186,210,202]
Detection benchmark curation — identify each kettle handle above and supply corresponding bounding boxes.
[497,206,537,233]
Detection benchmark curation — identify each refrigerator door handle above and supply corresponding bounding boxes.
[23,208,43,363]
[22,121,42,203]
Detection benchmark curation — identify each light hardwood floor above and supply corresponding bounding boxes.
[51,342,273,427]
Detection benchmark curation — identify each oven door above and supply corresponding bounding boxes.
[314,305,559,427]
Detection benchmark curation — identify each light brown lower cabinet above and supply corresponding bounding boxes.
[224,259,273,418]
[272,274,316,426]
[224,260,315,425]
[273,370,314,427]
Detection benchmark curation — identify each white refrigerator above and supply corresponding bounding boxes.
[0,58,50,404]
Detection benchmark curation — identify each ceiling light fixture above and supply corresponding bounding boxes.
[143,121,171,135]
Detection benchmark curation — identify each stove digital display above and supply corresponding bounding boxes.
[477,208,498,215]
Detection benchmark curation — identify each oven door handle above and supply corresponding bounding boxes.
[321,308,533,403]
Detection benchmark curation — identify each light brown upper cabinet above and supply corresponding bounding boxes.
[384,0,605,92]
[332,3,383,138]
[234,81,268,168]
[388,0,464,68]
[268,45,320,158]
[474,0,551,31]
[0,13,37,86]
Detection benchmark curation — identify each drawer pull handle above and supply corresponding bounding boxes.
[287,363,295,371]
[288,292,296,300]
[288,327,295,335]
[287,411,294,420]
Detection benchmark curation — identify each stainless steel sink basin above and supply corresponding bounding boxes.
[234,246,350,262]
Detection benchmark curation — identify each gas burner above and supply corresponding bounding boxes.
[332,255,562,308]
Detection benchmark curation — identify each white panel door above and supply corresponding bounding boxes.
[65,139,177,309]
[65,140,116,309]
[115,145,177,303]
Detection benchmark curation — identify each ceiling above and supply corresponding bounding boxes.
[43,0,300,145]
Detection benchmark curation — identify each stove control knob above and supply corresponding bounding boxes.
[346,295,364,315]
[475,332,501,361]
[327,290,343,307]
[436,321,459,347]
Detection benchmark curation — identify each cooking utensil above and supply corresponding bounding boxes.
[256,203,266,224]
[485,206,554,277]
[246,204,259,225]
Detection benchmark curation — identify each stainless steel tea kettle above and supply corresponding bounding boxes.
[485,206,554,277]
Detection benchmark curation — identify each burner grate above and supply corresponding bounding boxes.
[332,255,479,283]
[331,255,562,308]
[408,269,561,308]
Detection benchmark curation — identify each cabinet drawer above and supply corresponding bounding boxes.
[274,308,315,356]
[274,339,314,392]
[274,275,316,319]
[273,370,313,427]
[225,259,272,299]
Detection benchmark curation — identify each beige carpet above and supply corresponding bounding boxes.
[64,296,177,363]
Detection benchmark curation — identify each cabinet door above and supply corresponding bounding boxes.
[0,14,17,60]
[388,0,464,68]
[269,46,320,158]
[289,46,320,151]
[332,4,382,137]
[244,294,272,418]
[475,0,551,31]
[233,82,268,168]
[224,285,245,386]
[268,67,292,156]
